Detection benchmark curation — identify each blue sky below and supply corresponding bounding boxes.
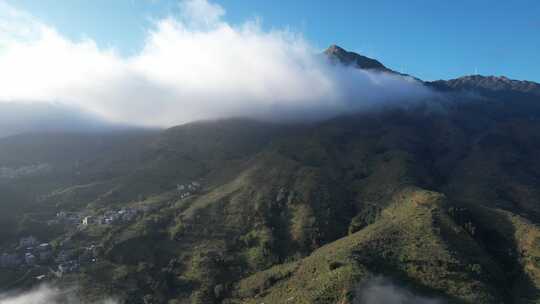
[5,0,539,82]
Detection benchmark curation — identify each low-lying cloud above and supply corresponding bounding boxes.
[0,285,117,304]
[0,0,435,128]
[354,277,444,304]
[0,102,120,138]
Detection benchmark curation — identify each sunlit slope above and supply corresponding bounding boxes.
[226,187,509,304]
[1,90,540,303]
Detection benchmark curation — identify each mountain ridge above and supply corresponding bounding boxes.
[0,45,539,303]
[430,74,540,96]
[324,44,392,73]
[325,44,540,97]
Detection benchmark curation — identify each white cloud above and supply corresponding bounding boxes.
[0,102,117,138]
[178,0,225,28]
[354,277,444,304]
[0,0,434,128]
[0,1,42,43]
[0,285,117,304]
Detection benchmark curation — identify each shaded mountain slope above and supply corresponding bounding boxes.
[3,101,540,303]
[0,47,539,303]
[50,102,540,303]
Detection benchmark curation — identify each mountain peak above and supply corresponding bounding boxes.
[324,44,394,73]
[324,44,347,54]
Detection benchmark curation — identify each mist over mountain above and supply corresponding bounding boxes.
[0,0,436,129]
[353,277,443,304]
[1,37,540,302]
[0,52,539,303]
[0,284,118,304]
[0,102,129,138]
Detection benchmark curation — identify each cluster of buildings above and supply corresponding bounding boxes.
[48,207,143,229]
[82,207,141,227]
[0,235,98,277]
[0,236,53,268]
[52,243,98,276]
[177,181,201,199]
[53,246,89,276]
[48,211,83,226]
[1,194,175,276]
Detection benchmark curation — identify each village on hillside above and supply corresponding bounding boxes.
[0,181,202,284]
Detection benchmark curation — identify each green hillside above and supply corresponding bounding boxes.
[1,92,540,303]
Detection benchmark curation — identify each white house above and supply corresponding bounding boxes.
[82,216,94,226]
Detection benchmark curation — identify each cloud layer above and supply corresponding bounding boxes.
[354,277,444,304]
[0,102,119,138]
[0,285,117,304]
[0,0,434,128]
